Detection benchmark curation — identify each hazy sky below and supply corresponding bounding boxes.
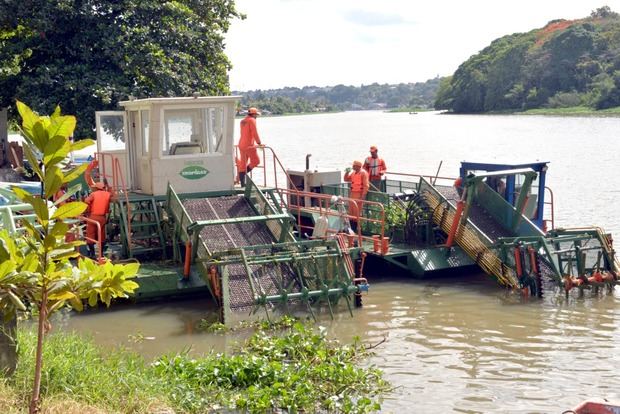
[225,1,620,91]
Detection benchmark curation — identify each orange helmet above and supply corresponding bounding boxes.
[352,160,363,167]
[248,107,261,116]
[454,177,463,188]
[370,145,378,152]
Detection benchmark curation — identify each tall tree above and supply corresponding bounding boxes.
[0,0,240,138]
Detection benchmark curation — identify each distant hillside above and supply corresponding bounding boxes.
[435,6,620,112]
[234,78,441,114]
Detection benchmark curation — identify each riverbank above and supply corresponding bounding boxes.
[1,319,389,413]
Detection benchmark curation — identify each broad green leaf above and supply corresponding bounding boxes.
[7,290,27,311]
[0,259,16,277]
[43,135,70,167]
[16,100,38,138]
[44,166,64,199]
[63,163,88,183]
[51,201,87,220]
[121,280,139,292]
[43,234,57,250]
[21,219,41,242]
[31,197,49,223]
[31,121,49,153]
[51,105,62,119]
[69,295,84,311]
[50,221,69,238]
[70,138,94,152]
[119,262,140,278]
[50,250,80,261]
[48,115,76,141]
[88,291,98,307]
[22,143,43,179]
[10,186,34,204]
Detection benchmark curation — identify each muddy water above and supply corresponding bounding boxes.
[58,112,620,413]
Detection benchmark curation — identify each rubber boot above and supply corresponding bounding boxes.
[239,172,246,187]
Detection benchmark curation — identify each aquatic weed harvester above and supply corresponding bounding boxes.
[0,97,617,324]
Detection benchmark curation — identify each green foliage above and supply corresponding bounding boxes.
[240,78,443,114]
[436,8,620,113]
[153,320,389,413]
[6,328,167,413]
[385,202,407,228]
[0,1,241,138]
[2,321,390,413]
[0,101,139,412]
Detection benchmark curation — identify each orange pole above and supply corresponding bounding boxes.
[514,247,523,277]
[445,200,464,248]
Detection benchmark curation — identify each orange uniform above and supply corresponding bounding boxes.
[344,168,369,220]
[238,115,262,172]
[84,188,112,246]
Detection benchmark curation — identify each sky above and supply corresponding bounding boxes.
[225,1,620,91]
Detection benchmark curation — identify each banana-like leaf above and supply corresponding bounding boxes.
[63,163,88,184]
[22,143,43,179]
[43,135,70,167]
[51,201,87,220]
[44,166,64,199]
[31,197,49,223]
[70,138,94,152]
[7,290,27,311]
[10,186,34,204]
[16,101,38,142]
[31,121,49,153]
[48,115,76,142]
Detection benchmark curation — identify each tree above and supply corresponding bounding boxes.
[0,101,139,413]
[0,1,241,138]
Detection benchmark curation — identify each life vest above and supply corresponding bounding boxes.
[364,156,386,180]
[348,170,369,193]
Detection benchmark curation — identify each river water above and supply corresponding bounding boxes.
[58,111,620,413]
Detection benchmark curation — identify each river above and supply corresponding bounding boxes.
[58,111,620,413]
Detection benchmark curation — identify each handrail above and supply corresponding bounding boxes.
[386,171,457,183]
[275,187,386,253]
[543,186,555,231]
[235,144,298,191]
[94,152,132,254]
[79,215,104,261]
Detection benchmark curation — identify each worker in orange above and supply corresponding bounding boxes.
[237,107,263,186]
[344,160,369,232]
[363,145,387,192]
[84,181,115,258]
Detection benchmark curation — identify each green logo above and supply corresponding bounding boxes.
[179,165,209,180]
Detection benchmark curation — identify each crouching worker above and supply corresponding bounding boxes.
[343,160,369,233]
[84,181,116,258]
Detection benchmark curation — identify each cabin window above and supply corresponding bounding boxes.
[141,110,150,155]
[162,106,226,156]
[98,114,126,151]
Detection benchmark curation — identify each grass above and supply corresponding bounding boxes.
[1,318,390,413]
[519,106,620,116]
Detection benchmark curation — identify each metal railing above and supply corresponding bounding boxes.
[272,187,387,253]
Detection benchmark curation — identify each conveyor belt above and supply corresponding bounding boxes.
[183,196,299,312]
[434,185,514,242]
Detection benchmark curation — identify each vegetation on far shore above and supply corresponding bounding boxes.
[1,318,390,413]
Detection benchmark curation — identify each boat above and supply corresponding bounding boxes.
[567,398,620,414]
[0,95,617,324]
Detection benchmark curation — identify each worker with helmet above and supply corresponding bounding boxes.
[237,107,263,186]
[363,145,387,192]
[344,160,369,232]
[84,181,116,258]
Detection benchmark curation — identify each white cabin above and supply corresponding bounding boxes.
[96,96,239,196]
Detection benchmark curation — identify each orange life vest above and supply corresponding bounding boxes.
[238,115,261,149]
